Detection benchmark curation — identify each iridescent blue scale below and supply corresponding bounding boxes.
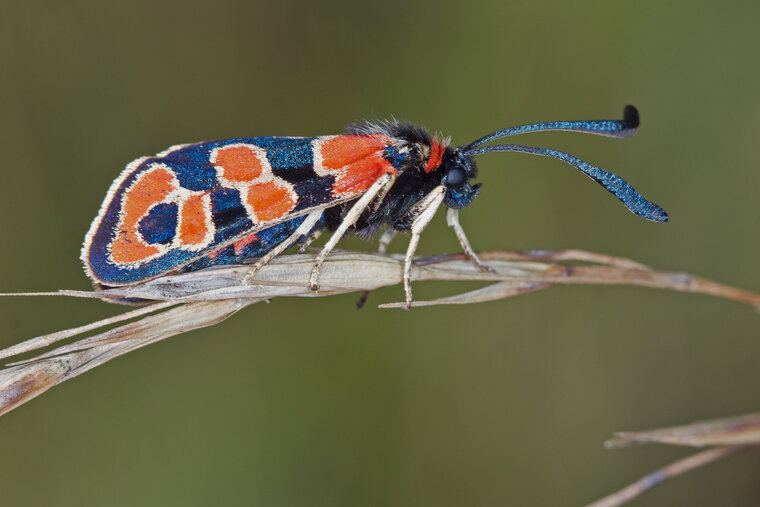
[83,106,667,293]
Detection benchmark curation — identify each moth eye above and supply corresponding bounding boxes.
[445,166,467,188]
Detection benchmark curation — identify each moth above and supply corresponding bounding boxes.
[82,106,667,308]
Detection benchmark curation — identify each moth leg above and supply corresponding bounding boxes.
[297,229,323,253]
[310,173,396,291]
[367,179,394,215]
[377,228,398,255]
[446,208,493,273]
[243,210,324,284]
[402,186,446,310]
[356,228,398,308]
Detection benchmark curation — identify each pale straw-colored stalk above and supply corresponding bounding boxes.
[587,413,760,507]
[1,249,759,506]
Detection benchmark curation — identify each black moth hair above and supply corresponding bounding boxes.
[345,119,433,146]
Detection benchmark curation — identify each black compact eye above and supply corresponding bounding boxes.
[445,166,467,188]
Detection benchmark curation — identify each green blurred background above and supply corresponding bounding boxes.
[1,1,758,505]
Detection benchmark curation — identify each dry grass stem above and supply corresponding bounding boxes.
[585,445,753,507]
[1,249,758,421]
[585,413,760,506]
[0,300,246,417]
[2,248,759,505]
[606,412,760,448]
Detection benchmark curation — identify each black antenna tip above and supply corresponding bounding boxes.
[623,105,640,128]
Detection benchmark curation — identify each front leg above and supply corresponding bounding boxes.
[446,208,493,273]
[402,186,446,310]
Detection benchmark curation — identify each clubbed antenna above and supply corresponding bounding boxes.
[465,105,640,150]
[463,106,667,223]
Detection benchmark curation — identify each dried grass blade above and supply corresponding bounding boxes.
[606,412,760,448]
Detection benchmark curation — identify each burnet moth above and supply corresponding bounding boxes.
[82,106,667,308]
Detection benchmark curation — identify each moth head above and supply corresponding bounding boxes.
[439,148,480,209]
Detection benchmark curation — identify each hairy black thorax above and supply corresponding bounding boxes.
[325,120,464,236]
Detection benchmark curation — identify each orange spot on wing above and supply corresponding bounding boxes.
[318,136,397,198]
[321,135,390,170]
[121,168,175,230]
[111,167,177,264]
[332,156,391,196]
[111,233,160,264]
[214,145,264,182]
[178,194,210,246]
[246,182,297,222]
[233,234,259,256]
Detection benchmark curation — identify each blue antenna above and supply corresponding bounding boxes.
[464,106,668,223]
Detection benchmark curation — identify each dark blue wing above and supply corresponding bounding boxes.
[82,137,337,285]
